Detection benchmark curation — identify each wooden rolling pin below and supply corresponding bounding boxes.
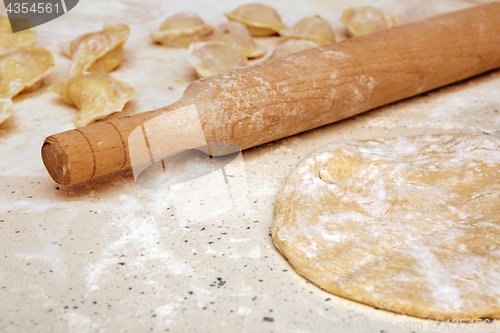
[42,3,500,185]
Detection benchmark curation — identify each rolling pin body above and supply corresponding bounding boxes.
[42,3,500,185]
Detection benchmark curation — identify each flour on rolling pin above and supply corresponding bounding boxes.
[42,3,500,185]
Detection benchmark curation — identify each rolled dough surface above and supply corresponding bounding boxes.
[272,134,500,319]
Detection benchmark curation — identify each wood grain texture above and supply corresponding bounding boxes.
[42,3,500,185]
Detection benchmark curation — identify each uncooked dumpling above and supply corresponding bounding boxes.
[49,72,136,128]
[341,6,398,37]
[225,3,286,36]
[0,47,53,125]
[270,39,318,58]
[208,22,265,58]
[272,134,500,320]
[186,42,247,78]
[0,17,36,49]
[280,15,335,46]
[0,98,13,125]
[0,47,55,98]
[150,12,213,48]
[60,24,130,76]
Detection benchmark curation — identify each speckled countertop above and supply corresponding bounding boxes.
[1,0,499,332]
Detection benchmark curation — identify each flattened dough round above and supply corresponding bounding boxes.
[272,134,500,320]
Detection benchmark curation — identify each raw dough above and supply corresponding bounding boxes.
[340,6,398,37]
[270,39,318,58]
[272,134,500,320]
[207,22,265,59]
[186,43,247,78]
[49,72,136,128]
[224,3,286,36]
[280,15,335,46]
[60,24,130,76]
[0,47,55,98]
[150,12,213,48]
[0,47,54,124]
[0,17,36,49]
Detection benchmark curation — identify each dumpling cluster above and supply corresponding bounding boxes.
[271,5,399,58]
[2,4,400,129]
[152,4,332,76]
[151,5,281,77]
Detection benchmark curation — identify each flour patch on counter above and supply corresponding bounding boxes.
[64,312,93,333]
[85,214,194,291]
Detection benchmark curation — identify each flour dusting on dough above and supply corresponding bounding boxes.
[272,134,500,320]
